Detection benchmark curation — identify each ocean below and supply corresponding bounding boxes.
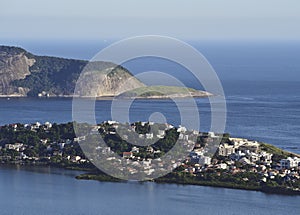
[0,41,299,214]
[0,166,299,215]
[0,80,299,154]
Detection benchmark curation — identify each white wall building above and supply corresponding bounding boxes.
[218,143,235,156]
[280,157,300,169]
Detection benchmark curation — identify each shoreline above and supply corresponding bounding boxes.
[0,121,299,196]
[0,94,213,100]
[1,163,298,196]
[75,171,300,196]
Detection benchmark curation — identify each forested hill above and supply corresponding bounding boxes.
[0,45,144,97]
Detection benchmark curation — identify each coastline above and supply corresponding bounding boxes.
[1,121,299,196]
[1,163,299,196]
[0,93,213,100]
[75,171,300,196]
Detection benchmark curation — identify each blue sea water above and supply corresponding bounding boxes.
[0,166,299,215]
[0,81,299,154]
[0,41,299,214]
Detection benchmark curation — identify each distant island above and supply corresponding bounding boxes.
[1,121,299,195]
[0,45,210,98]
[118,85,212,99]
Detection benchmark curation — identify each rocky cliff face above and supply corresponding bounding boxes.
[0,46,144,97]
[0,47,35,96]
[74,63,145,97]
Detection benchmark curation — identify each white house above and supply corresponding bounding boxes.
[218,143,235,156]
[177,126,187,133]
[280,157,300,169]
[145,133,153,139]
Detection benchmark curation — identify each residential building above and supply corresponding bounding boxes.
[218,143,235,156]
[280,157,300,169]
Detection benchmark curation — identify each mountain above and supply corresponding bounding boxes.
[0,45,145,97]
[0,45,210,98]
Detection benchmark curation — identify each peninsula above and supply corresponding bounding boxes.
[1,121,299,195]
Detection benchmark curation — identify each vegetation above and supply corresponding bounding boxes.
[1,46,210,98]
[0,46,136,97]
[75,171,123,182]
[14,56,87,96]
[1,121,299,195]
[260,143,296,163]
[119,85,203,98]
[154,171,261,191]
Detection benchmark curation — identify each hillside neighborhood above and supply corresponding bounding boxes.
[0,121,299,194]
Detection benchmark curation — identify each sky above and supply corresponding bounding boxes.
[1,0,300,42]
[1,0,300,82]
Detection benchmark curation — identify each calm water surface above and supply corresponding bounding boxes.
[0,81,300,214]
[0,81,299,153]
[0,166,299,215]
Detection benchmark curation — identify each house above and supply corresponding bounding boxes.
[33,122,41,129]
[142,159,152,167]
[280,157,300,169]
[40,139,48,145]
[107,120,118,125]
[230,151,245,161]
[208,132,216,138]
[157,130,165,138]
[238,142,260,153]
[146,146,154,153]
[74,136,86,142]
[131,146,139,153]
[166,124,174,129]
[216,163,227,170]
[123,152,133,158]
[44,122,52,129]
[194,149,204,156]
[145,133,153,139]
[177,126,187,133]
[183,135,189,141]
[248,152,260,163]
[191,130,198,135]
[101,147,111,154]
[71,156,81,162]
[5,143,24,151]
[218,143,235,156]
[229,137,250,147]
[144,168,155,175]
[239,157,252,165]
[260,151,273,165]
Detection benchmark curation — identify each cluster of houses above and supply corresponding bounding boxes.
[184,136,300,184]
[219,138,273,166]
[280,157,300,169]
[1,121,300,183]
[0,122,87,164]
[86,121,196,176]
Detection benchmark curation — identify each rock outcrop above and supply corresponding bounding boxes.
[0,47,35,96]
[0,46,144,97]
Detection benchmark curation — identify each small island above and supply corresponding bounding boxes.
[0,121,299,195]
[117,85,213,99]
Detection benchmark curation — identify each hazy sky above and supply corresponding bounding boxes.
[1,0,300,41]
